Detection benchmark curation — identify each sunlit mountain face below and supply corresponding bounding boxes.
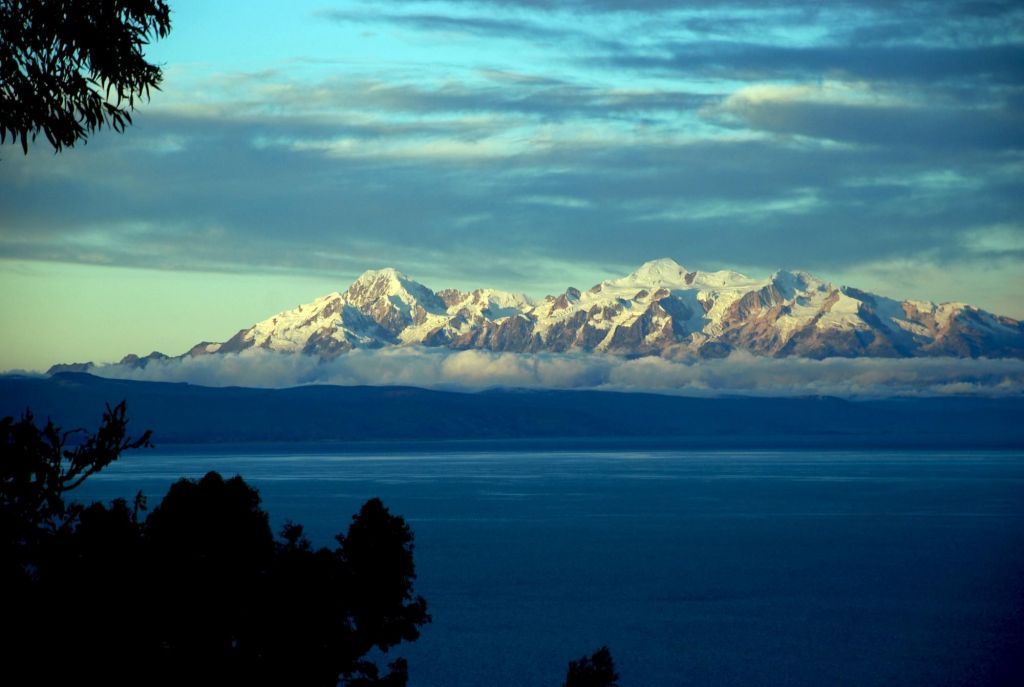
[94,259,1023,366]
[42,259,1024,399]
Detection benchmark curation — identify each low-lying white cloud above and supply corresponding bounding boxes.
[87,348,1024,398]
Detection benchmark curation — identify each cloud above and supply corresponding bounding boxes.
[4,87,1021,277]
[321,9,575,44]
[88,348,1024,399]
[609,41,1024,85]
[709,81,1024,151]
[382,0,1023,16]
[2,101,1020,299]
[2,0,1021,325]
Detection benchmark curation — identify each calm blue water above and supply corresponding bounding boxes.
[76,448,1024,687]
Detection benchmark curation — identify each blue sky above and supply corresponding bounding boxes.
[1,0,1022,370]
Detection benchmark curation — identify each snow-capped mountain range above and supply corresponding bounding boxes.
[61,258,1024,371]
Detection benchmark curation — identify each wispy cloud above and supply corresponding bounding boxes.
[706,81,1024,150]
[608,41,1024,84]
[89,348,1024,399]
[321,9,577,44]
[2,101,1020,306]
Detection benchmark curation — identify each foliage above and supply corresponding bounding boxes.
[0,0,171,153]
[0,405,429,686]
[564,646,621,687]
[140,474,430,685]
[3,402,624,685]
[0,400,151,581]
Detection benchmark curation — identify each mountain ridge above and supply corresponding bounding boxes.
[51,258,1024,373]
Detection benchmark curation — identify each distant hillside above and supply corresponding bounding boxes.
[1,373,1021,449]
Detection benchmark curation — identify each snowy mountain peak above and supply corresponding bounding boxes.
[604,258,761,292]
[114,258,1024,367]
[350,267,411,290]
[344,267,444,310]
[616,258,690,286]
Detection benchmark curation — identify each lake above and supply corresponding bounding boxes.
[76,447,1024,686]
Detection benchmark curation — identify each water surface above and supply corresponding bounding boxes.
[77,448,1024,686]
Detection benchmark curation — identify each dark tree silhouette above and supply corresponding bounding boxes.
[142,473,430,685]
[0,0,171,154]
[564,646,620,687]
[143,471,277,681]
[0,400,151,582]
[246,499,430,686]
[1,406,429,686]
[1,402,153,684]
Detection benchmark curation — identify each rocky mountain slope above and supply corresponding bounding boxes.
[59,258,1024,371]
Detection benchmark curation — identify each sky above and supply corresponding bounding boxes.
[1,0,1023,371]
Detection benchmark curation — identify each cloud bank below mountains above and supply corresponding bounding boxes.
[88,348,1024,399]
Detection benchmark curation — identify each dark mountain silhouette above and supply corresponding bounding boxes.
[1,372,1020,449]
